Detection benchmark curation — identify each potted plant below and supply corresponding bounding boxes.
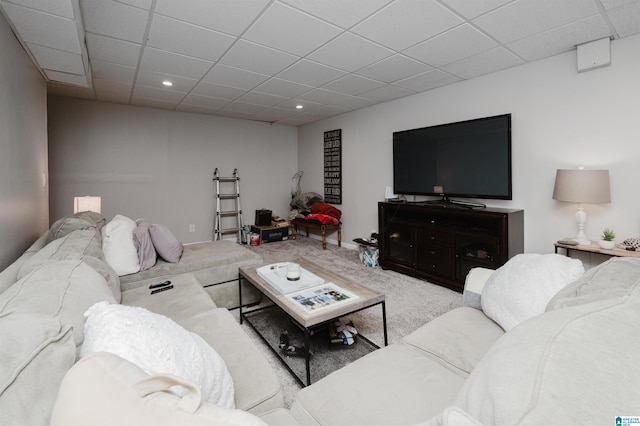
[598,228,616,249]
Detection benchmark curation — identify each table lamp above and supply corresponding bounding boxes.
[552,169,610,245]
[74,196,101,214]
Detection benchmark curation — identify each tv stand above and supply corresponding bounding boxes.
[422,196,486,209]
[378,202,524,292]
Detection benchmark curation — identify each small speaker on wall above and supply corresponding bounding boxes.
[577,37,611,73]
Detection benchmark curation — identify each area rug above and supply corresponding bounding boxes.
[232,236,462,407]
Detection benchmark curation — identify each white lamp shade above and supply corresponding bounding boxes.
[74,196,101,214]
[552,169,610,204]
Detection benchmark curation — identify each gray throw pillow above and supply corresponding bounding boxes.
[149,224,183,263]
[133,220,157,271]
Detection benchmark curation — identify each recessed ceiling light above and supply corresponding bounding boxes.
[162,80,173,87]
[296,105,303,109]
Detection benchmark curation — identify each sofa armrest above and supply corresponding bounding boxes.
[462,267,494,310]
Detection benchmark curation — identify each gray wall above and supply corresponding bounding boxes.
[0,14,48,269]
[47,97,298,243]
[298,33,640,263]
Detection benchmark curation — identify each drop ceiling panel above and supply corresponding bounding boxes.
[603,0,640,37]
[180,93,229,110]
[6,0,75,19]
[404,24,498,67]
[254,78,313,98]
[118,0,152,10]
[356,54,432,83]
[394,69,460,92]
[136,69,198,93]
[439,0,513,19]
[202,64,269,90]
[473,0,600,44]
[44,69,88,86]
[352,0,464,51]
[235,91,288,107]
[147,15,235,62]
[308,32,394,72]
[442,46,525,79]
[281,0,392,29]
[275,59,347,87]
[297,88,354,105]
[132,84,187,103]
[85,33,141,67]
[81,0,149,43]
[243,2,342,56]
[27,43,84,74]
[191,81,247,100]
[321,74,386,96]
[154,0,270,35]
[140,47,213,79]
[93,78,132,103]
[358,84,415,102]
[220,39,299,75]
[91,59,136,84]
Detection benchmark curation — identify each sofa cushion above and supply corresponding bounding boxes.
[546,257,640,311]
[481,254,584,330]
[0,312,76,426]
[0,259,116,348]
[133,219,157,271]
[149,223,183,263]
[422,406,485,426]
[455,282,640,425]
[402,307,504,377]
[51,352,268,426]
[290,344,465,425]
[102,214,140,276]
[48,211,106,243]
[18,229,121,302]
[81,301,235,409]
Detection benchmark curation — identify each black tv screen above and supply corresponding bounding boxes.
[393,114,512,200]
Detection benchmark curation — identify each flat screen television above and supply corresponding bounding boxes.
[393,114,512,202]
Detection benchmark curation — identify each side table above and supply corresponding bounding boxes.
[554,242,640,259]
[291,218,341,250]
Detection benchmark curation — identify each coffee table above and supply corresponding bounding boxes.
[238,258,387,386]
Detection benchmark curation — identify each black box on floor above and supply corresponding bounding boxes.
[255,209,272,226]
[251,225,289,243]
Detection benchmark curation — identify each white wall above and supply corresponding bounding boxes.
[298,34,640,258]
[48,97,298,243]
[0,14,48,269]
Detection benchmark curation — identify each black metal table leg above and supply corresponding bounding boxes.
[304,328,311,386]
[238,272,243,325]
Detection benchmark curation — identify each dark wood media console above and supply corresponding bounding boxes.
[378,202,524,292]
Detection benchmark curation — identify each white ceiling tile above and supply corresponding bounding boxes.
[358,84,416,102]
[330,96,378,110]
[191,81,247,100]
[281,0,392,29]
[441,46,524,79]
[117,0,153,10]
[82,1,149,43]
[439,0,513,19]
[147,15,235,62]
[180,94,230,110]
[85,34,140,67]
[277,98,323,111]
[303,104,349,116]
[254,78,313,98]
[393,69,460,92]
[203,64,269,90]
[253,108,298,123]
[321,74,386,96]
[140,47,213,79]
[132,84,186,102]
[44,69,90,86]
[135,69,198,93]
[298,88,358,105]
[473,0,600,43]
[404,24,498,67]
[176,103,222,115]
[1,3,82,53]
[603,0,640,37]
[308,32,394,72]
[213,109,258,120]
[131,97,178,110]
[10,0,75,19]
[154,0,270,35]
[244,2,342,56]
[235,91,288,107]
[221,101,268,114]
[27,43,85,74]
[508,15,611,61]
[276,59,347,86]
[91,59,135,84]
[355,54,431,83]
[220,39,299,75]
[352,0,463,51]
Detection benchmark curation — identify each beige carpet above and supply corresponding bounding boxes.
[232,236,462,408]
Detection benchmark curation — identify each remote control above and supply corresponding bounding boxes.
[557,239,579,246]
[149,280,171,289]
[151,284,173,295]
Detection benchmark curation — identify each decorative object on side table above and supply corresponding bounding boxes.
[598,228,616,249]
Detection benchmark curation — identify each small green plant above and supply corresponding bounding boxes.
[601,228,616,241]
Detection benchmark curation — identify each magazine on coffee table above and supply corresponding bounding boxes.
[286,283,359,313]
[256,262,325,294]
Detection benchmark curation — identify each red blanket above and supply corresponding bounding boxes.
[304,213,339,225]
[311,203,342,220]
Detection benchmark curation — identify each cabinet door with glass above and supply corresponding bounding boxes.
[384,222,415,267]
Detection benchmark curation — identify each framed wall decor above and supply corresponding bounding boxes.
[323,129,342,205]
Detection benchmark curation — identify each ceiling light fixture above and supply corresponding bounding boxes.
[162,80,173,87]
[296,105,303,110]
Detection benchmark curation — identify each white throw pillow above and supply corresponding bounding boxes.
[101,214,140,275]
[80,302,235,409]
[481,254,584,331]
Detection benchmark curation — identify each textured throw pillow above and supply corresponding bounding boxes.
[133,219,157,271]
[102,214,140,275]
[149,223,183,263]
[51,352,266,426]
[462,268,494,311]
[481,254,584,331]
[80,302,234,409]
